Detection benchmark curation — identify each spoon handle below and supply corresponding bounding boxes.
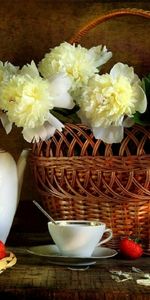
[33,200,57,224]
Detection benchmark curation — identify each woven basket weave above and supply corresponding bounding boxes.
[30,8,150,252]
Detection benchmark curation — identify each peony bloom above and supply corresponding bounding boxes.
[0,75,53,128]
[38,42,112,95]
[77,62,147,143]
[0,61,74,142]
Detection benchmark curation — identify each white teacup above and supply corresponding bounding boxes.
[48,220,113,257]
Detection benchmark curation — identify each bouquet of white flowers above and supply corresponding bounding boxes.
[0,40,148,144]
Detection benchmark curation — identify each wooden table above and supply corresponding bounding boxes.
[1,232,150,300]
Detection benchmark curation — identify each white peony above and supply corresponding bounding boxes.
[38,42,112,95]
[77,62,147,143]
[0,75,53,128]
[0,60,74,142]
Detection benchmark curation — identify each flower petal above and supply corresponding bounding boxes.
[47,112,64,132]
[92,126,124,144]
[20,60,39,78]
[0,111,12,134]
[88,45,112,68]
[22,123,56,143]
[22,112,65,142]
[133,85,147,113]
[78,109,124,144]
[48,73,74,109]
[110,62,135,82]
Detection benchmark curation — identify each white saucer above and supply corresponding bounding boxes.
[27,245,118,266]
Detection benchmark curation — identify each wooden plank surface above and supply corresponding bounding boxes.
[1,238,150,300]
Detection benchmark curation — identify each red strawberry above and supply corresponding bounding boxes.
[0,241,7,259]
[119,237,143,259]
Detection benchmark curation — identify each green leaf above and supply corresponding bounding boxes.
[133,111,150,126]
[51,106,81,124]
[133,74,150,126]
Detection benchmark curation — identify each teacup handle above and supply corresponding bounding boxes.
[97,228,113,246]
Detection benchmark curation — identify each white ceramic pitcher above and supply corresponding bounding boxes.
[0,148,29,243]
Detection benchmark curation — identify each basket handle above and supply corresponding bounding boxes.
[69,8,150,44]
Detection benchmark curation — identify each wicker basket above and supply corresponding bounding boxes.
[30,8,150,252]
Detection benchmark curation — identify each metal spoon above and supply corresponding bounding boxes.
[33,200,57,225]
